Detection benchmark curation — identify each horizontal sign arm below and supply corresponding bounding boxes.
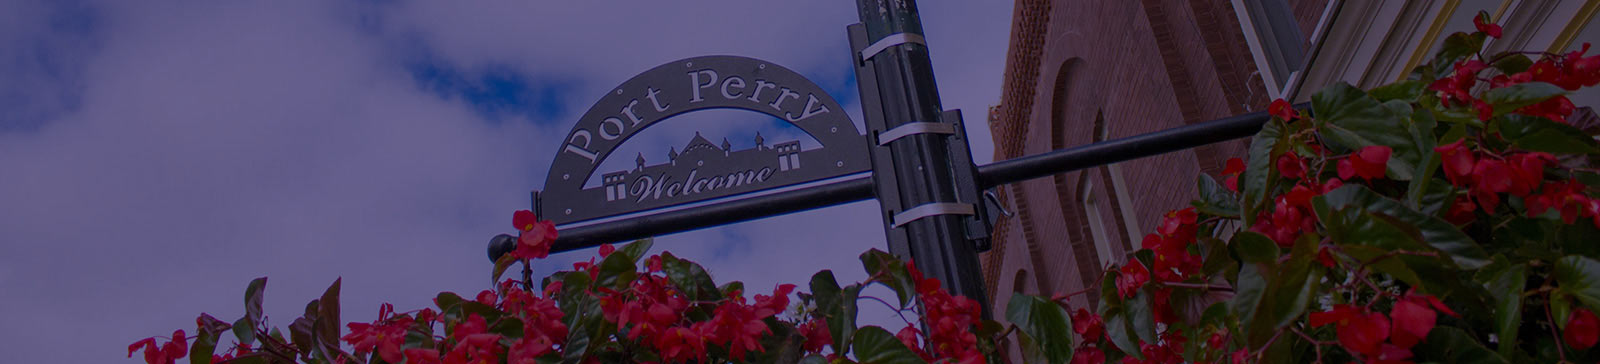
[539,106,1288,254]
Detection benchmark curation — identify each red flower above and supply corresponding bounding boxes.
[129,331,188,364]
[1471,158,1514,211]
[1071,347,1106,364]
[896,325,933,361]
[1527,180,1594,224]
[1506,152,1553,197]
[1434,140,1475,186]
[799,318,832,353]
[1276,153,1306,179]
[343,304,411,363]
[511,210,558,261]
[1117,262,1150,298]
[1310,304,1390,356]
[1316,246,1337,268]
[1269,99,1299,121]
[1222,157,1246,192]
[655,326,708,363]
[1519,95,1576,122]
[1338,146,1391,181]
[1474,11,1502,38]
[1473,100,1494,121]
[1389,299,1436,349]
[405,348,442,364]
[1566,308,1600,350]
[1445,196,1477,225]
[597,243,615,258]
[1073,308,1105,340]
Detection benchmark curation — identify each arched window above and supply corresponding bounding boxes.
[1048,59,1104,299]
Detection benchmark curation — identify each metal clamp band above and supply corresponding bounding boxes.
[860,33,927,61]
[877,122,954,145]
[891,202,975,228]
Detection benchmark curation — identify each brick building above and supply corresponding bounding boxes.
[981,0,1600,337]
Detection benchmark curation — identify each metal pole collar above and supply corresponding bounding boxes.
[860,33,927,61]
[891,202,975,228]
[877,122,955,145]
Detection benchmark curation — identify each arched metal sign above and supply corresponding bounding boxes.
[537,55,869,225]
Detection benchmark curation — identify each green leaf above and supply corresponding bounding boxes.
[1103,308,1143,360]
[851,326,928,364]
[1195,173,1241,217]
[489,316,524,338]
[618,238,653,261]
[1005,293,1075,364]
[860,249,916,308]
[491,254,517,286]
[1125,288,1157,344]
[1369,80,1427,102]
[660,252,720,301]
[1482,263,1527,357]
[244,277,267,327]
[1339,244,1425,290]
[811,270,859,352]
[189,331,215,364]
[1482,82,1566,117]
[1230,263,1268,324]
[1431,32,1487,74]
[1412,326,1509,364]
[595,250,638,290]
[1496,114,1600,154]
[1404,107,1440,210]
[1491,53,1534,74]
[232,316,256,346]
[314,278,343,361]
[1555,256,1600,309]
[1247,235,1322,347]
[719,281,745,298]
[1231,231,1280,264]
[1312,82,1423,180]
[1243,121,1285,225]
[1315,185,1489,269]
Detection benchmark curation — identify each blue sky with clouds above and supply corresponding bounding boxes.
[0,1,1010,362]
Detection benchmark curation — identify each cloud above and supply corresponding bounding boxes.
[0,1,1010,362]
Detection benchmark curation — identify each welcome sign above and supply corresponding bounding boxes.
[538,55,870,225]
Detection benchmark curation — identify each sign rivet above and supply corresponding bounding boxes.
[615,89,623,95]
[686,62,693,67]
[562,174,570,180]
[697,160,704,166]
[759,64,766,69]
[836,161,844,167]
[564,209,572,215]
[831,126,837,133]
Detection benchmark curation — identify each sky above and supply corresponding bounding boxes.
[0,1,1011,362]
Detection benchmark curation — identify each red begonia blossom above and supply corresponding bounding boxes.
[1222,157,1246,192]
[1276,153,1306,180]
[406,348,443,364]
[799,318,832,353]
[1310,304,1391,356]
[343,304,411,363]
[1435,139,1475,186]
[1338,146,1391,181]
[1474,11,1502,38]
[1073,308,1105,340]
[1117,262,1150,298]
[1527,179,1592,224]
[1566,308,1600,351]
[1269,99,1299,121]
[511,210,557,260]
[1389,292,1457,349]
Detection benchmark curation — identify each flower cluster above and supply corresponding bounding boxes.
[1308,292,1456,364]
[900,260,986,363]
[127,330,187,364]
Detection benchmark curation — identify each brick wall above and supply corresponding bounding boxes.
[984,0,1272,320]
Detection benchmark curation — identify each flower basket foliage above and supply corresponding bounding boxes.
[134,12,1600,364]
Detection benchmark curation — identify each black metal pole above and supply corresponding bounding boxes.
[978,108,1274,189]
[852,0,989,313]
